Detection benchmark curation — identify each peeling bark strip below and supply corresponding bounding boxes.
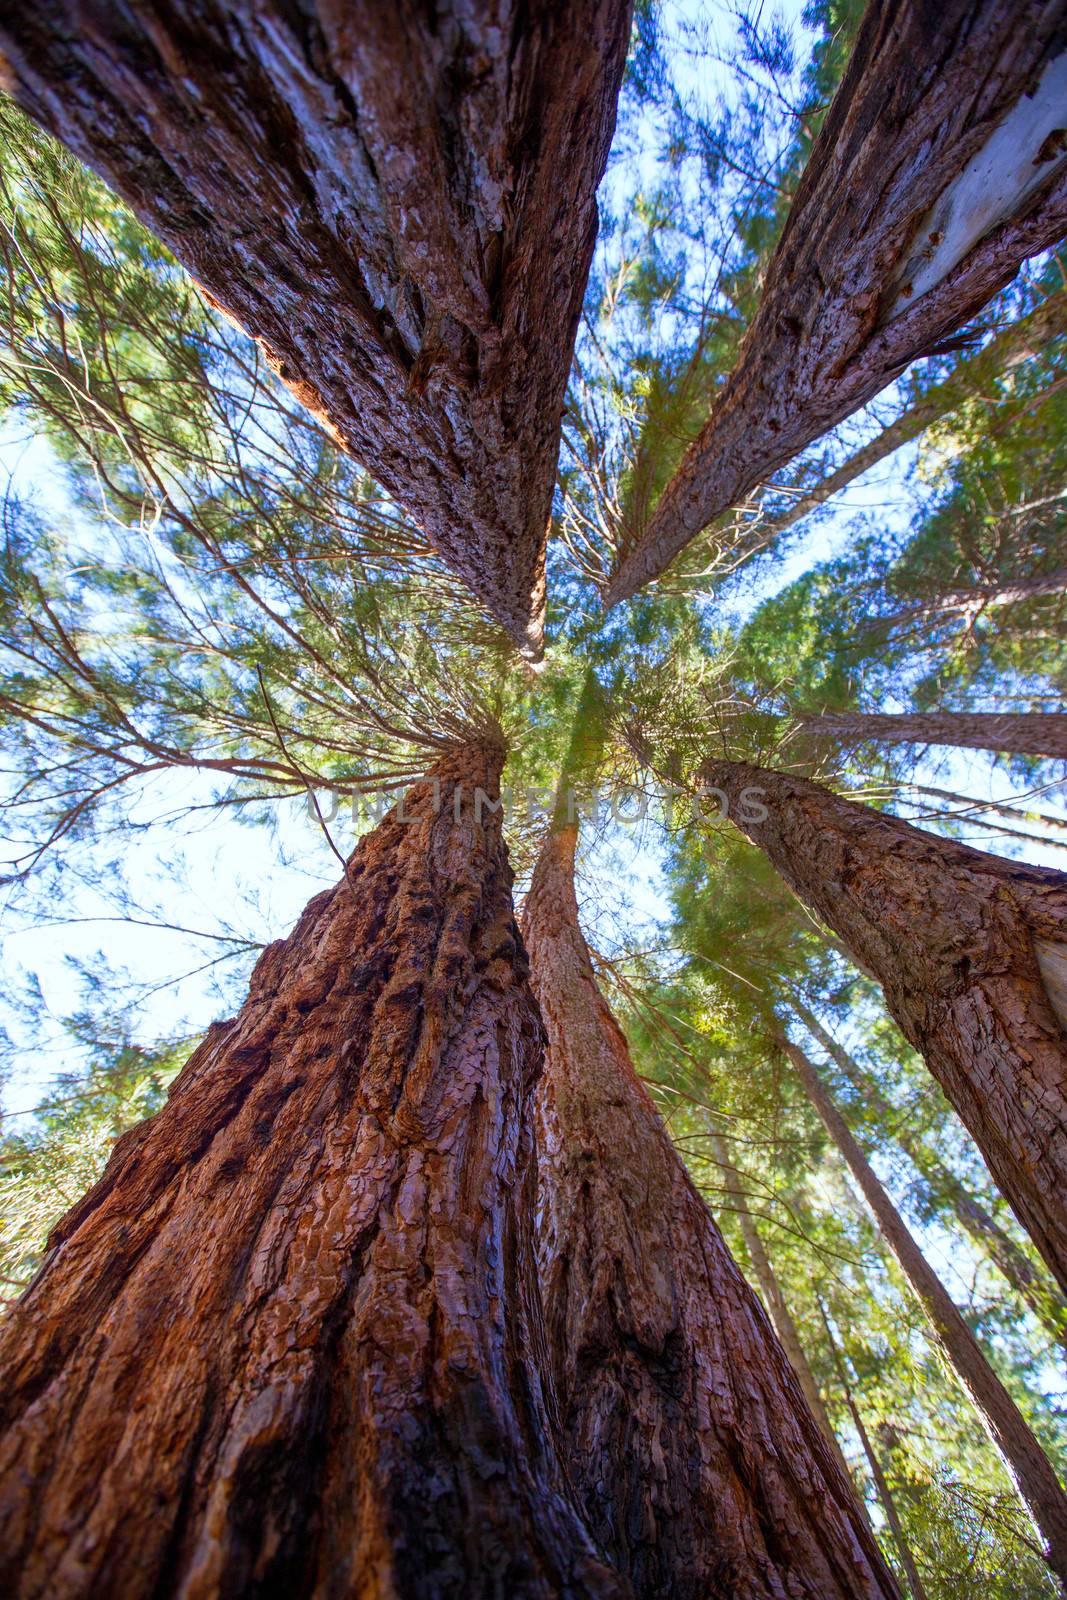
[522,827,899,1600]
[798,710,1067,761]
[704,758,1067,1300]
[0,1,633,658]
[605,0,1067,605]
[785,1037,1067,1586]
[0,748,625,1600]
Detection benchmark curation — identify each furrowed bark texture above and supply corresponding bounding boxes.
[705,759,1067,1298]
[0,1,633,658]
[606,0,1067,604]
[798,710,1067,761]
[0,748,625,1600]
[522,826,900,1600]
[792,998,1067,1349]
[785,1037,1067,1585]
[758,289,1067,540]
[703,1122,856,1486]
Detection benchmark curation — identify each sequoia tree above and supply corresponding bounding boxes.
[521,816,897,1598]
[798,710,1067,761]
[0,0,633,655]
[0,747,626,1599]
[605,0,1067,602]
[703,758,1067,1297]
[782,1032,1067,1585]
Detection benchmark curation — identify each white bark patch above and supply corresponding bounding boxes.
[889,51,1067,317]
[1035,936,1067,1033]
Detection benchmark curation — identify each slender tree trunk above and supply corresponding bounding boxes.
[791,997,1067,1350]
[605,2,1067,604]
[0,1,633,657]
[784,1033,1067,1586]
[798,710,1067,761]
[522,825,900,1600]
[703,757,1067,1297]
[702,1120,855,1482]
[870,566,1067,640]
[757,290,1067,539]
[817,1304,931,1600]
[0,745,625,1600]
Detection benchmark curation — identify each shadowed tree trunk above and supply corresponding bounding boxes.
[702,1119,855,1484]
[798,710,1067,761]
[783,1035,1067,1586]
[754,289,1067,539]
[0,0,633,657]
[791,996,1067,1349]
[522,824,900,1600]
[817,1303,931,1600]
[0,745,626,1600]
[605,1,1067,604]
[704,757,1067,1298]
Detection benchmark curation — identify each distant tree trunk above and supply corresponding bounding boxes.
[702,1120,855,1482]
[605,2,1067,604]
[757,290,1067,538]
[703,757,1067,1297]
[0,746,625,1600]
[791,997,1067,1349]
[0,1,633,657]
[522,825,899,1600]
[783,1033,1067,1586]
[798,710,1067,761]
[870,566,1067,640]
[817,1304,931,1600]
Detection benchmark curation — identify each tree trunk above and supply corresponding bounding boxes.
[784,1035,1067,1587]
[818,1305,931,1600]
[798,710,1067,761]
[870,565,1067,641]
[0,1,633,658]
[522,825,900,1600]
[0,745,625,1600]
[791,997,1067,1349]
[605,2,1067,605]
[703,757,1067,1297]
[702,1120,856,1483]
[756,289,1067,539]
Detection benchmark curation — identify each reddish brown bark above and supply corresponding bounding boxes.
[704,758,1067,1300]
[798,710,1067,761]
[755,289,1067,540]
[0,747,625,1600]
[522,826,900,1600]
[785,1035,1067,1584]
[0,1,633,658]
[605,1,1067,605]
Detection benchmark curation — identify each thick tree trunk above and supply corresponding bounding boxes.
[0,746,625,1600]
[756,289,1067,539]
[784,1036,1067,1586]
[605,2,1067,605]
[522,826,900,1600]
[703,1121,855,1483]
[792,997,1067,1349]
[0,1,633,658]
[704,757,1067,1297]
[798,710,1067,761]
